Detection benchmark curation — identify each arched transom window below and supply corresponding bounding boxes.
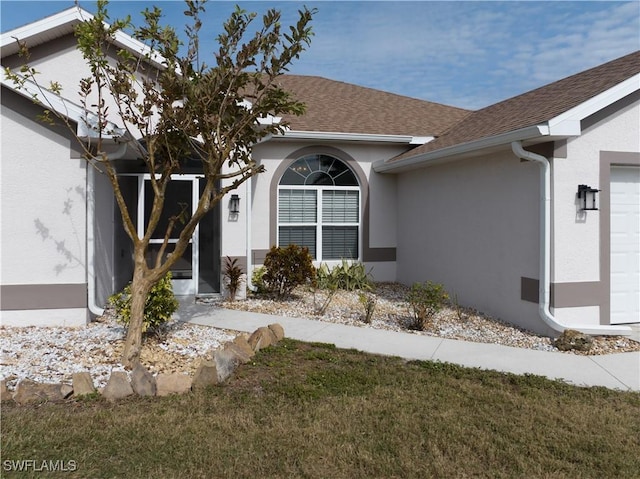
[278,154,360,260]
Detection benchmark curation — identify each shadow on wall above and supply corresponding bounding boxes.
[34,185,86,275]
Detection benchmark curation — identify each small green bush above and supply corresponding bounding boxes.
[262,245,316,298]
[316,259,373,291]
[407,281,448,331]
[223,256,244,301]
[250,266,268,295]
[108,272,179,333]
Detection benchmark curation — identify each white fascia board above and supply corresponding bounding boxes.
[1,7,81,51]
[1,6,167,70]
[373,124,549,173]
[281,130,433,144]
[548,73,640,134]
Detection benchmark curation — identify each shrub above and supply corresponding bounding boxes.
[316,259,373,291]
[223,256,244,301]
[358,291,377,324]
[262,245,316,298]
[108,271,179,333]
[250,266,268,295]
[406,281,448,331]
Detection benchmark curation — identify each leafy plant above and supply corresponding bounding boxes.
[262,245,316,298]
[316,259,373,291]
[312,263,340,315]
[406,281,449,331]
[250,266,268,295]
[108,272,178,334]
[223,257,244,301]
[358,291,377,324]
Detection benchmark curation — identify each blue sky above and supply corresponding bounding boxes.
[2,1,639,110]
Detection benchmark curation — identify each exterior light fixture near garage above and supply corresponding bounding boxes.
[577,184,600,211]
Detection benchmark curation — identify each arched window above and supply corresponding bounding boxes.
[278,154,360,260]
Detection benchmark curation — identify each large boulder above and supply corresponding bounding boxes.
[13,379,67,404]
[131,363,157,397]
[156,373,191,396]
[72,372,96,397]
[214,348,242,383]
[248,327,277,352]
[102,371,134,401]
[268,323,285,342]
[555,329,594,352]
[191,360,219,389]
[222,335,255,364]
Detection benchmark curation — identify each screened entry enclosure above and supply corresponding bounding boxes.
[277,155,361,261]
[136,175,221,295]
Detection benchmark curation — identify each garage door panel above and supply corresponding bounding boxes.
[610,166,640,324]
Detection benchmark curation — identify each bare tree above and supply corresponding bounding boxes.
[6,0,315,365]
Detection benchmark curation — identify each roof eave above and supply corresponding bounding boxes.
[1,6,166,70]
[373,124,550,173]
[277,130,434,145]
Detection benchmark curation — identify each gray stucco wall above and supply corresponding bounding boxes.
[395,148,549,334]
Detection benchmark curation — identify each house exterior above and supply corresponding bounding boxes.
[1,7,638,336]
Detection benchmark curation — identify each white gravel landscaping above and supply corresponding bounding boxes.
[2,282,638,392]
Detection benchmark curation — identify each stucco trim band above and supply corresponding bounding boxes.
[1,283,88,310]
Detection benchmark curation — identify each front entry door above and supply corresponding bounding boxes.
[138,175,200,295]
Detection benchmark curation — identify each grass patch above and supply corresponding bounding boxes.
[2,339,639,478]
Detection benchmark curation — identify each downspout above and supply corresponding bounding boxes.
[245,176,257,292]
[87,142,127,317]
[511,141,631,336]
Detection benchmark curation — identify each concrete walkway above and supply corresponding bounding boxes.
[176,299,640,392]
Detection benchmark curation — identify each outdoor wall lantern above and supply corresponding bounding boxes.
[229,194,240,214]
[577,184,600,211]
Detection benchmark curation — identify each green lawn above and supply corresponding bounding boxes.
[2,339,639,478]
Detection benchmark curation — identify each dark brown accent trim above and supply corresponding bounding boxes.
[1,284,88,310]
[269,145,396,264]
[223,256,247,275]
[252,249,269,266]
[552,282,606,308]
[599,151,640,325]
[521,277,539,303]
[521,277,605,308]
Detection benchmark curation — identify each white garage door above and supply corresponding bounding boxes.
[610,166,640,324]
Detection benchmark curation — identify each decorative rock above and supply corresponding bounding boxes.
[12,379,66,404]
[60,384,74,399]
[555,329,594,352]
[191,360,219,389]
[72,372,96,397]
[214,348,241,383]
[222,336,255,364]
[1,380,11,402]
[268,323,285,342]
[131,363,157,397]
[156,373,192,396]
[248,327,276,352]
[102,371,134,401]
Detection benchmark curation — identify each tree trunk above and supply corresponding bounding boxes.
[121,251,153,367]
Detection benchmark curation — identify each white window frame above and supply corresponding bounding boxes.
[277,183,361,263]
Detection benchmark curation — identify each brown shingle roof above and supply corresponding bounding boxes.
[390,50,640,162]
[274,75,470,137]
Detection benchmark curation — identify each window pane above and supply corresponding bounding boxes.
[279,189,317,223]
[322,190,359,222]
[322,226,358,259]
[279,226,316,259]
